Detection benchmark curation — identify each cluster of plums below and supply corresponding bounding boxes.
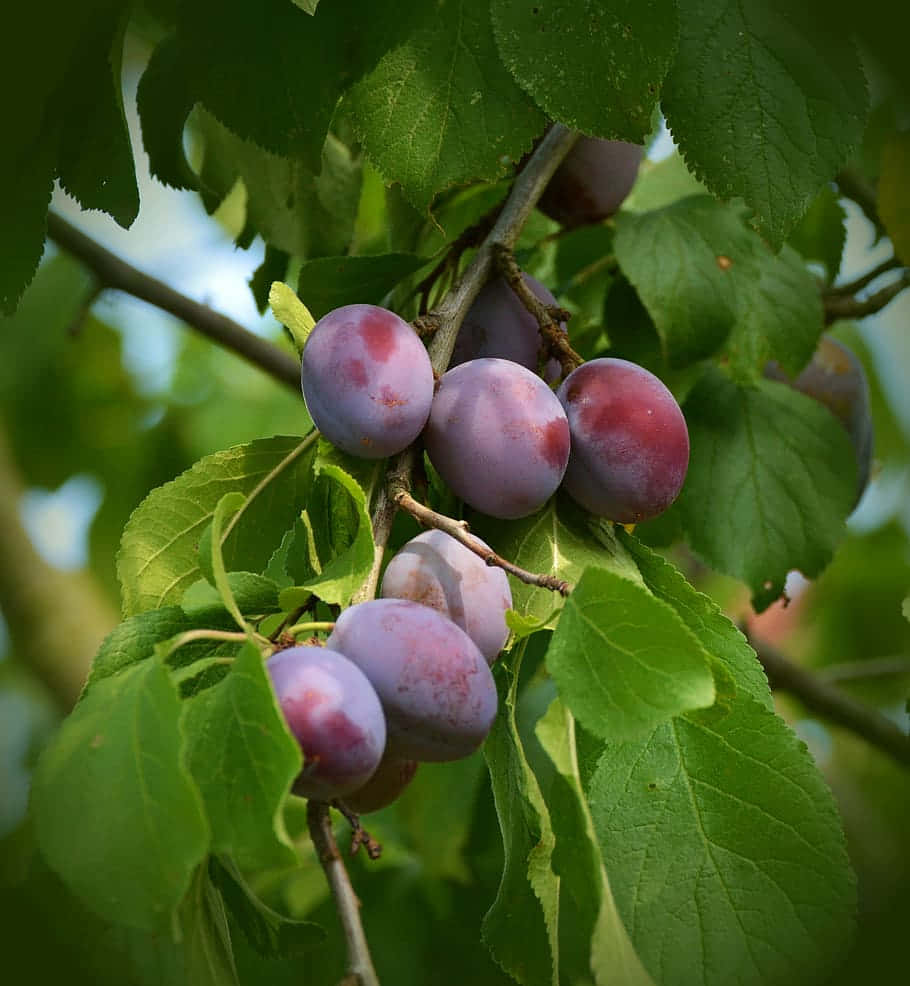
[300,301,690,526]
[268,529,511,811]
[275,136,873,812]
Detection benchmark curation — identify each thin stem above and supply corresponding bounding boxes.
[284,621,336,636]
[824,271,910,324]
[818,655,910,684]
[749,633,910,767]
[492,241,584,375]
[392,487,570,595]
[46,212,302,392]
[826,256,903,296]
[221,430,319,544]
[161,628,263,660]
[307,801,381,986]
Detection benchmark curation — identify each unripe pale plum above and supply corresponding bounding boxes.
[557,358,689,523]
[326,599,498,762]
[764,335,872,503]
[381,530,512,663]
[451,274,565,381]
[301,304,433,458]
[343,756,418,814]
[424,358,571,519]
[539,138,644,229]
[267,646,386,801]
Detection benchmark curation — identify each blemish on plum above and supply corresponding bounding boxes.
[541,417,570,468]
[360,309,399,362]
[376,385,407,408]
[344,358,368,388]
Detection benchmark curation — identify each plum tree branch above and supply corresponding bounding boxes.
[749,632,910,767]
[307,801,380,986]
[826,256,904,297]
[423,124,580,374]
[824,270,910,324]
[46,212,302,392]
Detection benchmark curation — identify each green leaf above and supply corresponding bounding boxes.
[483,648,559,986]
[161,0,427,173]
[787,184,847,283]
[678,368,856,610]
[397,755,487,882]
[879,130,910,265]
[194,111,363,259]
[117,435,317,616]
[614,196,757,366]
[84,607,240,693]
[296,254,428,321]
[722,243,823,378]
[615,196,822,374]
[624,152,706,214]
[181,574,281,619]
[269,283,316,355]
[472,495,644,629]
[349,0,545,210]
[904,595,910,624]
[135,36,198,190]
[182,643,300,871]
[535,699,654,986]
[546,568,715,741]
[211,858,324,958]
[584,688,856,986]
[178,867,239,986]
[33,660,209,931]
[662,0,868,248]
[0,4,138,312]
[620,534,772,709]
[208,493,250,629]
[492,0,677,141]
[289,448,378,606]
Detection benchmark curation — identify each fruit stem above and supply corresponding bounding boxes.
[391,487,571,596]
[307,800,382,986]
[284,620,336,636]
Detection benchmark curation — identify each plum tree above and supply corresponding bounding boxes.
[380,529,512,663]
[266,646,387,801]
[424,358,571,519]
[450,273,564,381]
[326,598,498,762]
[557,357,690,522]
[538,137,644,228]
[765,335,873,502]
[343,756,418,814]
[301,304,434,458]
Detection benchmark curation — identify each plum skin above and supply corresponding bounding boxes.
[557,358,690,523]
[424,358,571,520]
[267,645,386,801]
[343,756,418,814]
[326,598,498,762]
[451,274,565,381]
[381,529,512,663]
[300,303,434,459]
[764,335,872,503]
[538,138,644,229]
